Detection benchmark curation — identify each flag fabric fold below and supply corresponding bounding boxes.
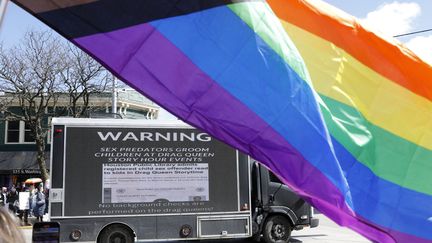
[12,0,432,242]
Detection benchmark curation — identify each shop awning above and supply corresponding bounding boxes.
[0,151,50,175]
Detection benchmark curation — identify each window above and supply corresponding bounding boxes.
[23,122,34,142]
[5,120,35,144]
[269,171,282,184]
[6,120,20,143]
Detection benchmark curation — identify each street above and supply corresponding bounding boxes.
[21,214,370,243]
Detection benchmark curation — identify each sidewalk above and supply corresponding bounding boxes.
[17,215,38,229]
[17,214,49,230]
[18,214,49,243]
[17,217,34,243]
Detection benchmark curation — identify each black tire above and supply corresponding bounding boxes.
[262,215,292,243]
[98,224,134,243]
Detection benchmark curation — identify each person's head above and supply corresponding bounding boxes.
[19,183,25,191]
[1,187,6,193]
[0,208,24,243]
[10,188,16,194]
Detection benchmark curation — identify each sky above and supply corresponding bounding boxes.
[0,0,431,119]
[1,0,431,63]
[324,0,432,64]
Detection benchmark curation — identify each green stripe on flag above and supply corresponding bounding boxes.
[320,95,432,195]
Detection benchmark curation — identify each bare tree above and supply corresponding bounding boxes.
[0,30,109,182]
[58,42,110,117]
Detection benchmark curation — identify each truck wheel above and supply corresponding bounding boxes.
[262,215,292,243]
[98,224,134,243]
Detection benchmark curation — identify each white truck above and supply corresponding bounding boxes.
[48,118,318,242]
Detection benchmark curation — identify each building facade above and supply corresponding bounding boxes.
[0,89,159,188]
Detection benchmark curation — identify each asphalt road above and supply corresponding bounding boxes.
[175,214,370,243]
[22,214,370,243]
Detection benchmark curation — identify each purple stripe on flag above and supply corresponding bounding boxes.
[73,23,424,243]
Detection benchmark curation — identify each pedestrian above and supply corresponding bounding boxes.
[32,184,46,222]
[27,184,35,218]
[6,188,19,215]
[0,207,25,243]
[17,184,31,226]
[0,187,6,207]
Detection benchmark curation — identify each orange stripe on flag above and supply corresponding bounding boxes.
[268,0,432,101]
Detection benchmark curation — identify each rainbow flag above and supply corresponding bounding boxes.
[12,0,432,242]
[268,0,432,242]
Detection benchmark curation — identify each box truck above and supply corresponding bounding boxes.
[48,118,318,243]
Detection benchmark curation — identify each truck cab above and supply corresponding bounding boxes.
[251,161,319,243]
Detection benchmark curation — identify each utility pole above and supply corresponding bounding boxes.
[111,76,117,115]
